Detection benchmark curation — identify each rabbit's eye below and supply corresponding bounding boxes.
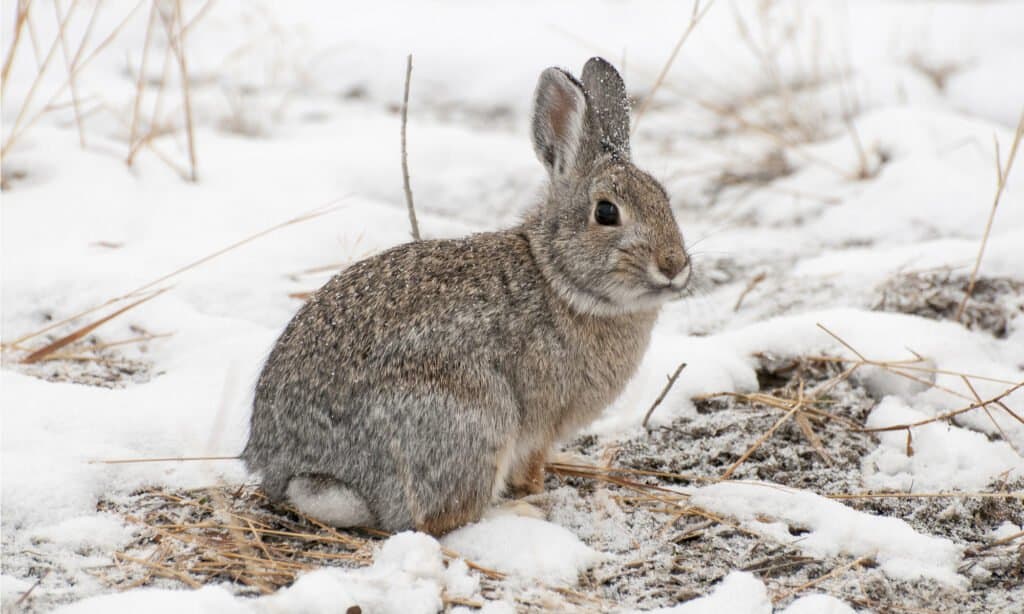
[594,200,620,226]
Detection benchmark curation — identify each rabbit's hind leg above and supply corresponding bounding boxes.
[286,474,376,528]
[507,447,547,497]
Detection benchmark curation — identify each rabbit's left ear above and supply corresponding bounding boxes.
[581,57,630,161]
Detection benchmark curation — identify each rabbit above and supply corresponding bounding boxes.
[242,57,692,535]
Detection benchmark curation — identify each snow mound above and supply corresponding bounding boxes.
[646,571,770,613]
[689,482,964,586]
[442,514,603,585]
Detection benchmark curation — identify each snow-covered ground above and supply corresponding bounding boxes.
[3,0,1023,612]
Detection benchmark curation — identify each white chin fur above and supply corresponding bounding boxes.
[286,477,375,527]
[558,283,670,317]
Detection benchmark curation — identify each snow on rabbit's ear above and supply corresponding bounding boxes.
[580,57,631,161]
[532,67,587,178]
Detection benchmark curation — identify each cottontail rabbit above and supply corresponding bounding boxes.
[243,57,691,535]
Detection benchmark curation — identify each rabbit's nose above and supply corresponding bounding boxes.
[656,251,687,280]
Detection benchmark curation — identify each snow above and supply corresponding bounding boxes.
[647,572,770,613]
[781,594,855,614]
[441,514,603,585]
[53,531,483,614]
[864,396,1024,492]
[3,0,1024,610]
[688,482,965,586]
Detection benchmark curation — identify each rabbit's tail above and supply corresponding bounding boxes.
[286,474,376,528]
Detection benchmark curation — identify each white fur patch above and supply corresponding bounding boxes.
[485,499,546,521]
[286,477,375,527]
[491,442,517,501]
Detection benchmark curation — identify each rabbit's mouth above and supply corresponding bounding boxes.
[639,260,693,299]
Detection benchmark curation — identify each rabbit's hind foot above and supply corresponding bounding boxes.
[286,474,376,528]
[486,498,546,521]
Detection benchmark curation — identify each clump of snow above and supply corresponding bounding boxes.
[27,514,134,554]
[647,571,770,613]
[442,514,603,585]
[688,482,965,586]
[864,397,1024,492]
[781,593,856,614]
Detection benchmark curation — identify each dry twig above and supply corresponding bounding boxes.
[632,0,716,134]
[400,54,421,240]
[642,362,687,428]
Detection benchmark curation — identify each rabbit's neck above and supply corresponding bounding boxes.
[519,221,658,319]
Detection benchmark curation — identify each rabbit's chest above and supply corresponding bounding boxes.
[515,310,657,438]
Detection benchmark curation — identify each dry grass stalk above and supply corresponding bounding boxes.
[631,0,716,134]
[719,382,806,480]
[970,529,1024,554]
[962,375,1020,455]
[20,287,169,364]
[772,556,872,604]
[642,361,687,428]
[794,410,833,465]
[400,53,421,240]
[92,331,174,349]
[957,109,1024,321]
[13,568,49,607]
[52,0,86,146]
[1,1,32,97]
[159,0,197,181]
[827,491,1023,501]
[733,271,766,311]
[3,0,144,163]
[90,454,239,465]
[814,323,1024,435]
[858,382,1024,434]
[1,0,79,159]
[804,354,1018,386]
[126,0,159,166]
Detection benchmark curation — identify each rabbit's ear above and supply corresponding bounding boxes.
[532,68,587,178]
[581,57,630,161]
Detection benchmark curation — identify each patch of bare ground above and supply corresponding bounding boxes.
[875,269,1024,338]
[5,330,161,388]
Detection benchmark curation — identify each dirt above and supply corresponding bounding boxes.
[874,270,1024,339]
[6,332,158,389]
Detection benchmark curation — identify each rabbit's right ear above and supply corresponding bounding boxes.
[532,68,587,179]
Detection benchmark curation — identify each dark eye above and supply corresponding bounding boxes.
[594,200,620,226]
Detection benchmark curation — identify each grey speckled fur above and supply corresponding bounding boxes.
[242,57,691,534]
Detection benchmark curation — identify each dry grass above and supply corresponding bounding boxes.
[0,0,217,182]
[631,0,716,134]
[1,1,148,167]
[96,486,377,595]
[957,109,1024,322]
[95,484,609,610]
[3,203,345,373]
